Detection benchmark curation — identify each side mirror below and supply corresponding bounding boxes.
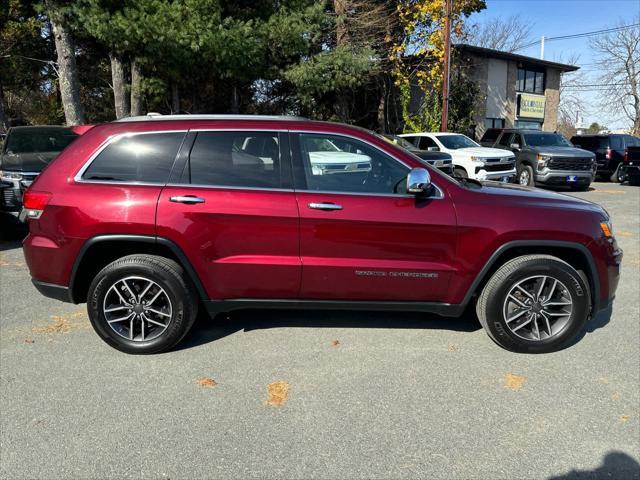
[407,167,432,195]
[510,143,521,150]
[427,146,439,152]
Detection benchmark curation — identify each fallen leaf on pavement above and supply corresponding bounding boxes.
[32,312,87,334]
[331,340,340,347]
[264,380,289,407]
[196,377,218,388]
[24,339,35,344]
[503,373,526,391]
[619,415,630,423]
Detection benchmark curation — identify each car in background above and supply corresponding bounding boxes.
[570,133,640,183]
[621,145,640,186]
[0,125,89,216]
[381,134,454,176]
[492,129,596,191]
[479,128,504,147]
[400,132,515,182]
[304,136,372,175]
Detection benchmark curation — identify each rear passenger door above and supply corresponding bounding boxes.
[156,130,301,300]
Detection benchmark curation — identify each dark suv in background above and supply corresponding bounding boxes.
[0,126,83,215]
[570,133,640,183]
[493,129,596,190]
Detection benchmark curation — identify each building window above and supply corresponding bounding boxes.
[485,118,505,129]
[515,120,542,130]
[516,66,545,93]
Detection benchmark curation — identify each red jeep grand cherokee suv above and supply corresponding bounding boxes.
[22,115,622,354]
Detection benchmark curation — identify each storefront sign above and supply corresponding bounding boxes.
[518,93,545,120]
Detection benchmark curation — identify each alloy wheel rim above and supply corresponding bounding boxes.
[103,276,172,342]
[519,170,530,185]
[502,275,573,341]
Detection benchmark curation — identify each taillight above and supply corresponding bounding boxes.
[623,149,629,163]
[22,190,51,220]
[605,147,612,160]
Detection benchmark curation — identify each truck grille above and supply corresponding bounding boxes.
[479,163,515,173]
[548,158,593,171]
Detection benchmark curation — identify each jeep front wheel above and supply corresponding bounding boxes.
[87,254,198,354]
[476,254,591,353]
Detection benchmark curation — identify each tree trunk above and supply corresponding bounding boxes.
[0,82,9,132]
[230,85,239,113]
[333,0,350,45]
[170,82,180,113]
[47,3,85,125]
[109,53,130,119]
[130,58,143,116]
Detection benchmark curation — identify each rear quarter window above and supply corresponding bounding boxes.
[82,132,184,183]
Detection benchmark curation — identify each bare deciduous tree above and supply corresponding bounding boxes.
[467,15,534,52]
[590,19,640,135]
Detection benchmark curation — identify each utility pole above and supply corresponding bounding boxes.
[440,0,451,132]
[540,35,545,59]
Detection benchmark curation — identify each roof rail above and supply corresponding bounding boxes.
[113,113,308,122]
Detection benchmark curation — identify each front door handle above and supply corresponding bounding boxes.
[170,195,205,204]
[308,202,342,211]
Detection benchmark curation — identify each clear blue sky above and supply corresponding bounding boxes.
[469,0,640,129]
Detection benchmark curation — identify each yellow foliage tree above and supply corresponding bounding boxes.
[391,0,485,132]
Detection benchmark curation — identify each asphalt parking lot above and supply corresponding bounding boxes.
[1,181,639,479]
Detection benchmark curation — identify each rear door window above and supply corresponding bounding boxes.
[498,133,514,147]
[418,136,438,150]
[82,132,185,183]
[187,131,282,188]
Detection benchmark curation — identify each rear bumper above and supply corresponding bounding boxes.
[32,280,73,303]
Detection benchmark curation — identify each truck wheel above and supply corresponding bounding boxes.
[87,254,198,354]
[476,255,591,353]
[517,165,534,186]
[454,167,468,179]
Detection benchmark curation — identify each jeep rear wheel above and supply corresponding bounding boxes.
[476,255,591,353]
[87,254,198,354]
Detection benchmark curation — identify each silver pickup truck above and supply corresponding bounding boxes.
[492,129,596,191]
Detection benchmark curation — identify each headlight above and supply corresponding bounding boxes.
[470,156,485,164]
[536,154,552,168]
[0,170,23,181]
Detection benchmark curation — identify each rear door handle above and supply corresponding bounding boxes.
[308,202,342,211]
[170,195,205,204]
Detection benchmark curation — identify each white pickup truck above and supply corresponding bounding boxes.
[400,132,516,182]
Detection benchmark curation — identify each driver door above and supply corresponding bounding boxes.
[291,132,458,302]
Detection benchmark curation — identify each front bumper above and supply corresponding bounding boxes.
[477,168,516,182]
[535,169,596,185]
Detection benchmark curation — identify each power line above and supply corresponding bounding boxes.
[515,23,640,51]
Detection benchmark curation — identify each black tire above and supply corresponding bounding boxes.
[517,164,534,186]
[87,254,198,354]
[454,167,468,178]
[476,254,591,353]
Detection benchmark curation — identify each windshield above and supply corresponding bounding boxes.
[306,137,340,152]
[524,133,572,148]
[5,128,78,154]
[380,134,417,150]
[435,134,479,150]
